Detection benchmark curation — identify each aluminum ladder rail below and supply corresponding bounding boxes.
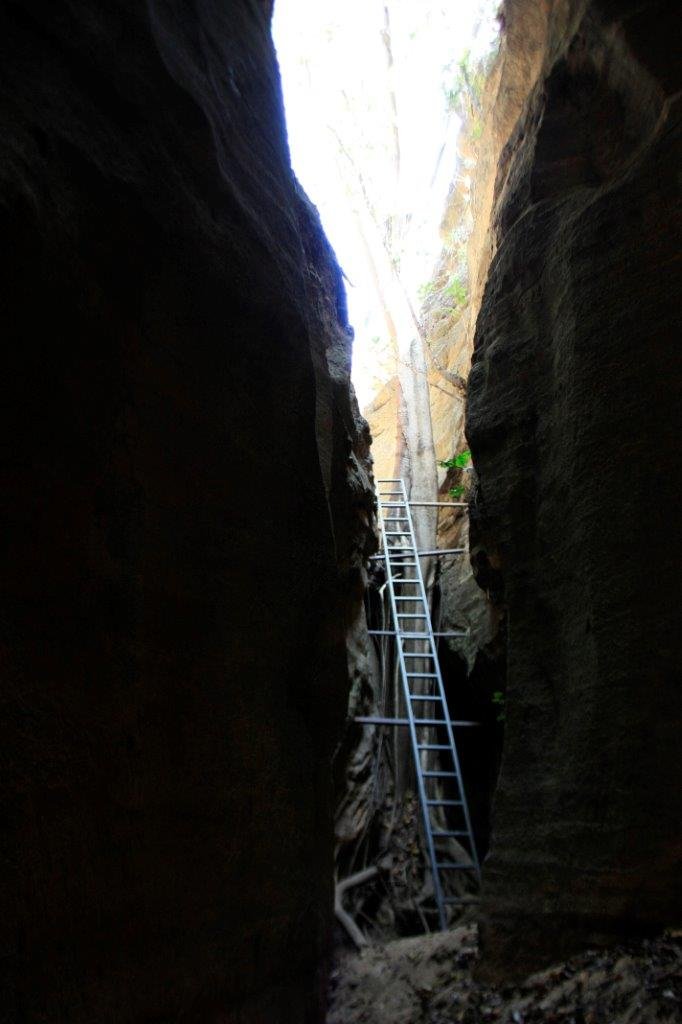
[377,477,481,928]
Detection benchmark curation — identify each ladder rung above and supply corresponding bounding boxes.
[384,531,406,536]
[436,862,472,871]
[397,613,427,618]
[418,744,450,750]
[395,578,419,583]
[423,770,457,778]
[407,672,439,678]
[410,695,441,702]
[402,652,434,657]
[395,596,423,601]
[427,799,462,806]
[432,830,469,837]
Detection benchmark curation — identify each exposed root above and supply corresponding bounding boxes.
[335,866,380,949]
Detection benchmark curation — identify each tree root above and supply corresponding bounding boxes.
[335,866,379,950]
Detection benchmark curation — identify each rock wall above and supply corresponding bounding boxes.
[467,0,682,977]
[0,1,372,1021]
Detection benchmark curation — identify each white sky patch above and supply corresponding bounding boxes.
[272,0,498,408]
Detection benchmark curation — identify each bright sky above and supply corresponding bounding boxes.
[272,0,498,408]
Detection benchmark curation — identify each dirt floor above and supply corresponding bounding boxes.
[327,925,682,1023]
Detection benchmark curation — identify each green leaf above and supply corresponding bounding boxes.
[454,449,471,468]
[449,486,464,499]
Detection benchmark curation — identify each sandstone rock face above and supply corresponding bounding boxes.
[0,2,372,1020]
[467,0,682,977]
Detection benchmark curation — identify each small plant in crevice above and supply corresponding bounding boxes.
[439,449,471,499]
[417,280,436,301]
[444,275,468,309]
[440,449,471,471]
[492,690,506,723]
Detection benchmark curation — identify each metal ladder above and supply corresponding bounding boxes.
[376,477,480,928]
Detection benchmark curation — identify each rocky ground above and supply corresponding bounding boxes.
[327,926,682,1024]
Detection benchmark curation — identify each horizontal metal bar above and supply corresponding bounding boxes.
[412,548,466,556]
[410,695,441,701]
[366,630,468,638]
[378,501,468,508]
[369,548,466,560]
[353,717,481,727]
[423,770,457,778]
[427,799,463,806]
[415,720,471,728]
[418,744,450,751]
[432,830,469,838]
[406,501,468,508]
[367,630,426,637]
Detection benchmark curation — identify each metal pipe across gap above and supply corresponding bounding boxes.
[369,547,466,560]
[354,716,481,728]
[367,629,468,638]
[380,501,468,508]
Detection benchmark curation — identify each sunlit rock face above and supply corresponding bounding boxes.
[0,1,372,1020]
[467,0,682,978]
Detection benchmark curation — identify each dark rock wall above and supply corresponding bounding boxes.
[467,0,682,977]
[0,1,372,1021]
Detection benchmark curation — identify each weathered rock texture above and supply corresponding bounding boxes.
[0,1,372,1021]
[467,0,682,977]
[327,924,682,1024]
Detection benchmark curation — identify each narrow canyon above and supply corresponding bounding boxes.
[1,1,680,1022]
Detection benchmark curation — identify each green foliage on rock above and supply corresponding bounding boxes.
[445,275,468,308]
[439,449,471,470]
